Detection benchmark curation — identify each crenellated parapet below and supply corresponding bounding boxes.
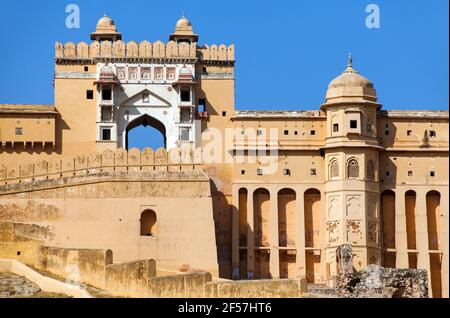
[198,44,234,62]
[55,41,235,63]
[0,146,203,186]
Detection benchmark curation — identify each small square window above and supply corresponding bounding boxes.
[257,168,263,176]
[430,171,435,177]
[407,130,412,136]
[180,128,190,141]
[310,130,316,135]
[385,130,389,136]
[15,127,23,135]
[408,171,413,177]
[241,170,245,175]
[180,87,191,102]
[257,129,263,136]
[429,130,436,137]
[180,108,191,123]
[102,88,112,101]
[198,98,206,112]
[222,111,227,117]
[333,123,339,132]
[283,169,290,176]
[294,131,298,135]
[386,171,390,177]
[350,120,358,129]
[86,90,94,100]
[101,128,111,141]
[101,106,112,122]
[310,168,317,176]
[202,66,207,73]
[84,66,89,72]
[284,130,289,135]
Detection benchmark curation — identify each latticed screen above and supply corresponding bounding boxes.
[347,159,360,178]
[330,160,339,178]
[367,160,375,180]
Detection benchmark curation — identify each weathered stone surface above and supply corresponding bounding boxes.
[336,244,354,275]
[0,272,40,297]
[335,265,428,298]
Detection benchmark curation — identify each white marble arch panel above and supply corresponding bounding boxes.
[116,88,177,149]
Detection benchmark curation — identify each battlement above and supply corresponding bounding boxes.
[0,147,203,187]
[55,41,235,62]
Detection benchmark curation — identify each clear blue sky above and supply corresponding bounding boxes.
[0,0,448,149]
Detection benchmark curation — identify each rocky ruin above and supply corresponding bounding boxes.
[334,244,429,298]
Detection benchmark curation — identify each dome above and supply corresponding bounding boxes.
[175,16,193,31]
[169,15,199,42]
[100,64,114,76]
[91,14,122,41]
[95,15,117,33]
[323,54,378,106]
[96,64,118,85]
[178,65,193,80]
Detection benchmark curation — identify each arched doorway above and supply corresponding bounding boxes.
[405,190,417,268]
[238,188,248,279]
[278,188,296,278]
[304,188,321,283]
[140,210,157,236]
[426,190,441,298]
[253,188,270,279]
[126,114,166,150]
[381,190,396,268]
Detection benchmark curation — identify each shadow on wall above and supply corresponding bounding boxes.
[209,180,232,279]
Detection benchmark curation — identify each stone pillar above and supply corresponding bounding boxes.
[440,188,449,298]
[415,188,431,297]
[246,187,254,279]
[269,189,280,279]
[296,187,306,277]
[231,185,240,280]
[395,189,408,268]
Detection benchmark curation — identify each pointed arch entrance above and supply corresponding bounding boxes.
[125,114,167,150]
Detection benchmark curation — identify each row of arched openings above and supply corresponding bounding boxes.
[329,158,375,180]
[381,189,442,297]
[237,187,322,283]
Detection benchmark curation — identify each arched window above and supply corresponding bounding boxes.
[330,159,339,179]
[367,160,375,180]
[140,210,157,236]
[347,159,359,178]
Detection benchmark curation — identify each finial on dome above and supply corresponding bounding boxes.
[344,52,358,74]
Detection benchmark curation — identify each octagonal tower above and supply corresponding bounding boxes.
[321,54,383,282]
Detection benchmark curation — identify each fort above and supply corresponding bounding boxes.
[0,14,448,298]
